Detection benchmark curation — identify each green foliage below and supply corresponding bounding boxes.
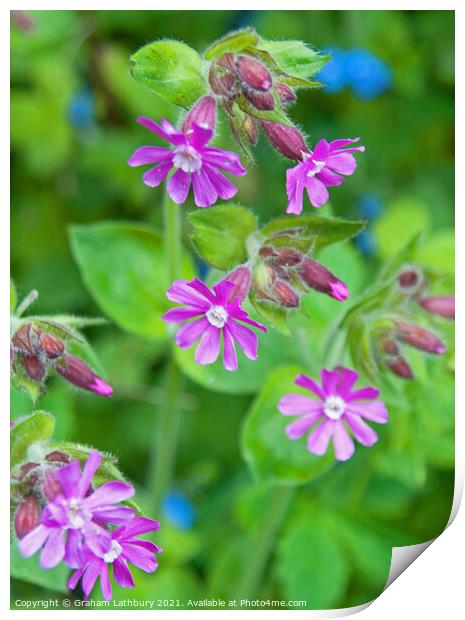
[258,39,329,81]
[188,204,257,270]
[10,543,69,594]
[10,411,55,467]
[204,28,261,60]
[242,367,334,484]
[70,221,192,340]
[11,279,18,313]
[130,39,207,108]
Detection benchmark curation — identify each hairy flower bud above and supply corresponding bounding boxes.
[226,265,251,303]
[273,248,303,267]
[276,82,297,105]
[253,263,277,297]
[243,90,274,111]
[42,468,63,501]
[395,321,446,355]
[387,357,414,380]
[397,265,424,296]
[230,113,258,146]
[419,296,455,320]
[56,355,113,397]
[38,332,65,359]
[11,323,34,355]
[260,121,310,161]
[23,355,46,382]
[272,280,300,308]
[45,450,70,464]
[217,53,236,72]
[14,494,41,539]
[298,258,350,301]
[183,95,217,133]
[380,338,414,380]
[236,55,273,91]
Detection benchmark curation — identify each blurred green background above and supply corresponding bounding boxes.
[11,10,454,610]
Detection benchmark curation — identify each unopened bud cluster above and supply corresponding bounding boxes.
[10,321,112,397]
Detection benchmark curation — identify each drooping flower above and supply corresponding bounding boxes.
[162,277,267,371]
[19,450,135,569]
[278,367,388,461]
[286,138,365,214]
[68,517,161,601]
[128,117,246,208]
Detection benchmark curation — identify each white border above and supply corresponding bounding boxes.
[4,2,462,618]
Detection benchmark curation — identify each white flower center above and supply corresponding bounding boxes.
[307,159,325,178]
[103,540,123,564]
[172,145,202,173]
[206,305,228,328]
[66,498,91,529]
[323,395,346,420]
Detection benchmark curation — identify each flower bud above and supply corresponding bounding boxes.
[272,280,300,308]
[217,53,236,72]
[225,265,251,303]
[397,265,424,296]
[17,462,39,480]
[236,55,273,92]
[260,121,310,161]
[386,357,414,380]
[253,263,277,298]
[298,258,350,301]
[183,95,217,133]
[45,450,70,464]
[419,296,455,320]
[209,65,236,97]
[23,355,46,382]
[11,324,34,355]
[276,82,297,105]
[229,113,258,146]
[38,332,65,359]
[14,494,41,539]
[42,468,63,501]
[56,355,113,397]
[273,248,303,267]
[243,90,275,111]
[395,321,446,355]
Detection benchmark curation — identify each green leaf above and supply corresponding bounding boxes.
[261,214,365,255]
[347,319,379,383]
[258,39,329,79]
[130,39,207,108]
[10,543,69,593]
[188,204,257,269]
[249,291,290,335]
[11,372,43,404]
[11,411,55,468]
[241,367,334,484]
[373,198,431,258]
[10,279,17,314]
[69,221,193,340]
[204,28,261,60]
[276,509,349,608]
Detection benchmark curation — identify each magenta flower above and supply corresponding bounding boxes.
[19,450,135,569]
[162,277,267,371]
[286,138,365,214]
[128,117,246,207]
[278,368,388,461]
[68,517,161,601]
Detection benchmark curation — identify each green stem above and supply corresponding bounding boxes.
[235,486,294,601]
[147,194,183,514]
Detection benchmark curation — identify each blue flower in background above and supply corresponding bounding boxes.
[358,194,384,220]
[355,230,377,257]
[163,491,195,529]
[194,255,210,280]
[68,89,95,129]
[317,47,392,100]
[345,49,392,100]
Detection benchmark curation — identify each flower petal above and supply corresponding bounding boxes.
[77,450,102,498]
[347,386,380,401]
[68,566,85,591]
[117,517,160,539]
[128,146,173,167]
[336,368,359,398]
[40,528,66,568]
[312,139,330,160]
[326,152,357,175]
[191,169,218,207]
[332,420,355,461]
[82,521,112,558]
[188,123,213,149]
[321,369,341,396]
[137,116,185,146]
[347,401,388,424]
[56,459,80,499]
[167,168,191,204]
[286,411,322,439]
[187,278,217,304]
[99,563,113,601]
[142,162,173,187]
[194,325,221,365]
[279,394,323,416]
[91,505,135,525]
[212,280,236,304]
[286,165,305,215]
[162,307,205,324]
[82,559,103,598]
[86,481,135,509]
[344,412,378,446]
[222,325,238,371]
[307,418,334,455]
[204,164,238,200]
[329,137,362,151]
[175,316,210,349]
[202,148,246,176]
[19,524,50,558]
[113,557,135,589]
[317,168,344,186]
[64,528,83,569]
[295,374,325,399]
[227,320,258,360]
[306,176,329,207]
[166,280,210,308]
[122,543,159,573]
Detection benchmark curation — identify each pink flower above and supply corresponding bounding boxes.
[278,367,388,461]
[68,517,161,601]
[128,117,246,207]
[162,277,267,371]
[19,450,135,568]
[286,138,365,214]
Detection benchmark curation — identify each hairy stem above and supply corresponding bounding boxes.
[235,485,294,601]
[147,194,183,514]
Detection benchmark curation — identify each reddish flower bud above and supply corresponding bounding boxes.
[272,280,300,308]
[273,248,303,267]
[11,324,34,355]
[38,332,65,359]
[260,121,310,161]
[42,468,63,501]
[276,82,297,105]
[225,265,251,303]
[183,95,217,133]
[243,90,275,111]
[298,258,350,302]
[209,65,236,97]
[217,53,236,72]
[236,55,272,91]
[395,321,446,355]
[17,462,39,480]
[23,355,46,382]
[380,338,400,357]
[419,296,455,320]
[397,265,425,297]
[56,355,113,397]
[258,246,277,259]
[14,494,41,539]
[45,450,70,464]
[387,357,414,380]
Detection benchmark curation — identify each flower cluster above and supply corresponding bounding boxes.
[279,367,388,461]
[16,450,161,600]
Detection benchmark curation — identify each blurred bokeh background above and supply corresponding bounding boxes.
[11,10,454,610]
